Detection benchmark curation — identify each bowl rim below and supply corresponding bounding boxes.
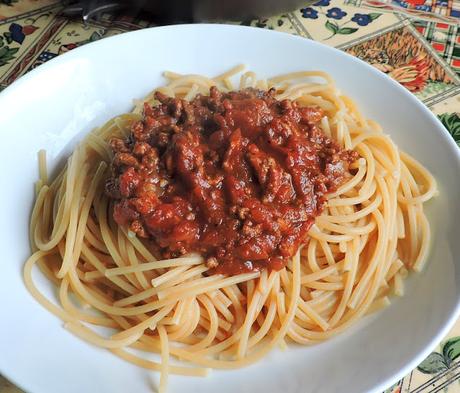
[1,23,460,393]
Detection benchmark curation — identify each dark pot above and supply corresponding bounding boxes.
[63,0,310,23]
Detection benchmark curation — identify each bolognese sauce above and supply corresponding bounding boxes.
[106,87,358,274]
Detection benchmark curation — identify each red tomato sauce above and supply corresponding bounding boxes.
[106,87,358,274]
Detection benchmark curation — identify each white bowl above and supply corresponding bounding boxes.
[0,24,459,393]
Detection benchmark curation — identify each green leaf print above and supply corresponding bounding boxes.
[0,46,19,67]
[325,20,339,34]
[438,113,460,147]
[368,13,382,21]
[338,27,358,34]
[417,352,448,374]
[443,336,460,366]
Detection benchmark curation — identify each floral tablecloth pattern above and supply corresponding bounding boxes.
[0,1,459,392]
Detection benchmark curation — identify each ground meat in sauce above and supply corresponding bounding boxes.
[105,87,358,275]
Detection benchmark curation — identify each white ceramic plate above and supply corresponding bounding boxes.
[0,24,459,393]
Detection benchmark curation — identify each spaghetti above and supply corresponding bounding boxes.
[24,66,437,392]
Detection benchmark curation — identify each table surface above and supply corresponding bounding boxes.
[0,1,459,392]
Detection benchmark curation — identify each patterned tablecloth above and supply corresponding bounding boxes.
[0,1,459,392]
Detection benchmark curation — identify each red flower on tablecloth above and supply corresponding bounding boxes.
[346,25,453,96]
[388,55,430,92]
[402,0,426,6]
[58,43,78,55]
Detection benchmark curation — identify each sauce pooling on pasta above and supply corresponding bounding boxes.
[106,87,358,274]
